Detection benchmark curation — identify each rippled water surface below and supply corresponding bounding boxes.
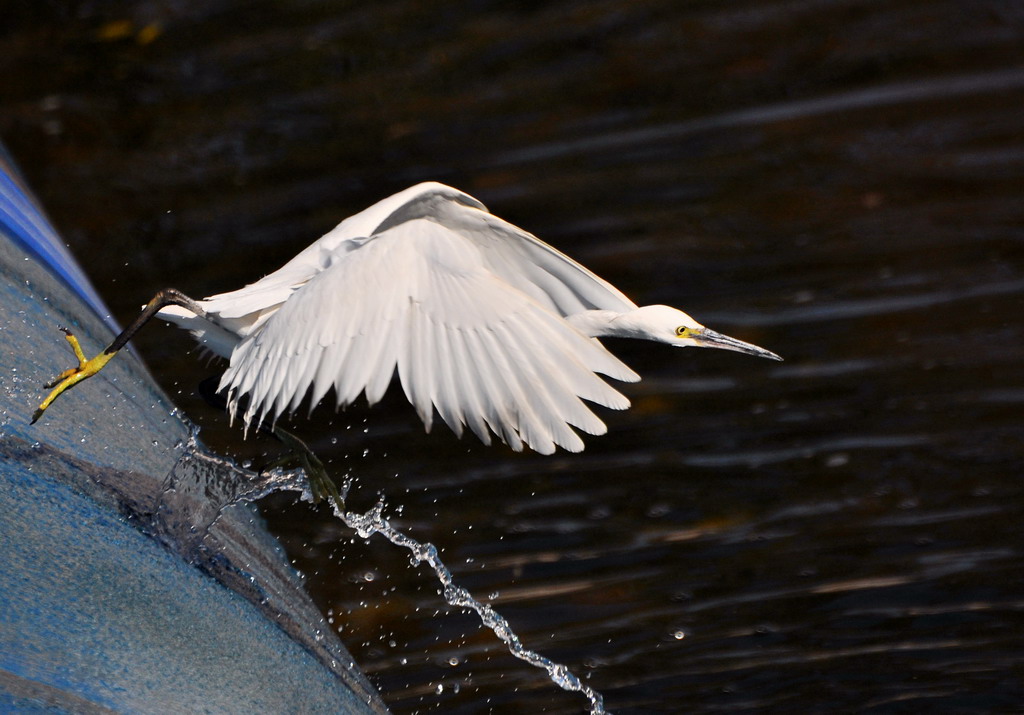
[4,2,1023,712]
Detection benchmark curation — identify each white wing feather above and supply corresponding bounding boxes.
[218,211,639,454]
[198,182,636,328]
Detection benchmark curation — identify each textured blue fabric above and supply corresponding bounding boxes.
[0,146,385,714]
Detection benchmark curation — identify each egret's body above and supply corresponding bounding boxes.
[35,182,779,455]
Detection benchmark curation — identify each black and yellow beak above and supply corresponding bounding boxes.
[688,327,782,361]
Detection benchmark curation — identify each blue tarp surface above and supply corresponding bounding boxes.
[0,147,386,714]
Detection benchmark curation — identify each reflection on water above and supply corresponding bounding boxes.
[3,0,1024,711]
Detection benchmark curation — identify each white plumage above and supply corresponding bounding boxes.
[158,182,779,454]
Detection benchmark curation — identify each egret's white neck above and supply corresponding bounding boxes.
[567,309,650,340]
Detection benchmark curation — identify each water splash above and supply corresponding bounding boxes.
[156,426,308,559]
[164,430,607,713]
[339,495,608,714]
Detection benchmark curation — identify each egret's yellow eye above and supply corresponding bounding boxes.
[675,326,689,337]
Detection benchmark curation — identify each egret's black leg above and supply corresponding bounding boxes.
[33,288,205,423]
[197,374,343,510]
[269,426,344,511]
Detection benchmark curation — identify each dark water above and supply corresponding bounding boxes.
[4,1,1024,712]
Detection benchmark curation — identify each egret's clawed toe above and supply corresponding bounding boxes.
[32,329,115,424]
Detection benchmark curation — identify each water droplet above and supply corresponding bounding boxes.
[673,630,686,640]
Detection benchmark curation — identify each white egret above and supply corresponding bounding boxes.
[34,182,780,456]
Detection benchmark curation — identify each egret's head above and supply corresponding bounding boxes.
[635,305,782,360]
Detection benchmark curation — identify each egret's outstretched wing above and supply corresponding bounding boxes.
[365,183,639,317]
[200,182,636,329]
[219,217,639,454]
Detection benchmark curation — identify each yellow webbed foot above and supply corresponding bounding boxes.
[32,329,116,424]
